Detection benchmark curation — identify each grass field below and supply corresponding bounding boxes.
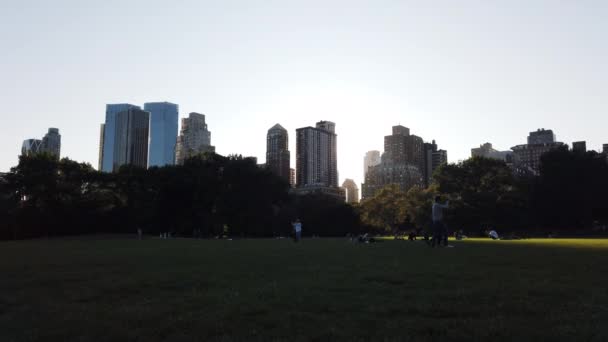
[1,237,607,341]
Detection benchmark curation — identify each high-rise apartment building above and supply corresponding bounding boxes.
[342,179,360,203]
[572,141,587,153]
[21,139,42,156]
[41,128,61,159]
[384,125,424,169]
[432,149,448,171]
[175,112,215,165]
[100,104,141,172]
[528,129,556,145]
[295,121,338,188]
[363,150,381,179]
[511,129,564,176]
[112,108,150,171]
[266,124,290,182]
[603,144,608,155]
[145,102,178,168]
[362,125,434,199]
[422,140,447,187]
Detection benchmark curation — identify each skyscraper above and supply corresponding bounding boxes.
[363,150,381,179]
[113,108,150,171]
[175,112,215,165]
[362,125,444,199]
[41,128,61,159]
[295,121,338,188]
[98,124,105,170]
[21,139,42,156]
[266,124,290,182]
[342,179,360,203]
[384,125,423,169]
[423,140,448,186]
[145,102,179,168]
[101,103,140,172]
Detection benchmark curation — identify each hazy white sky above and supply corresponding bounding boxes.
[1,0,606,187]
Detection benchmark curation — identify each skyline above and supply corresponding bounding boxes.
[2,1,607,187]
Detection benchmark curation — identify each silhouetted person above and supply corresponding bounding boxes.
[431,196,449,248]
[408,231,416,241]
[292,219,302,242]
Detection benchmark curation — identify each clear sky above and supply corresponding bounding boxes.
[1,0,606,187]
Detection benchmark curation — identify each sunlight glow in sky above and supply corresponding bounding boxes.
[1,0,606,187]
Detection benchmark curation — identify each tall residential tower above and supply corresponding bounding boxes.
[295,121,338,188]
[266,124,290,182]
[175,112,215,165]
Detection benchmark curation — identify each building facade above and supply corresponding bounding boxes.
[295,121,338,188]
[422,140,448,187]
[289,168,296,188]
[98,124,105,170]
[511,129,563,176]
[362,125,437,199]
[145,102,179,168]
[175,112,215,165]
[21,139,42,156]
[342,178,360,203]
[528,129,556,145]
[113,108,150,171]
[363,150,381,179]
[101,103,141,172]
[572,141,587,153]
[41,128,61,159]
[471,142,513,162]
[266,124,290,182]
[363,161,423,199]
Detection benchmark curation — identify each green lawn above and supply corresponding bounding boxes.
[1,237,607,341]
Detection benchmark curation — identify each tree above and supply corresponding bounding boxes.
[433,157,529,233]
[359,184,409,234]
[533,147,608,229]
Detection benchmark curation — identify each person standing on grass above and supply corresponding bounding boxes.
[292,219,302,242]
[431,196,449,248]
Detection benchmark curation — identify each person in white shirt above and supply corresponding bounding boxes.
[293,219,302,242]
[431,196,449,247]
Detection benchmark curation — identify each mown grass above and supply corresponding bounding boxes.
[1,237,607,341]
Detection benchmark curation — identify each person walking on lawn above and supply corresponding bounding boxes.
[431,196,449,248]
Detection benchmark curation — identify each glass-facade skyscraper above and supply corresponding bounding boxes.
[145,102,178,168]
[101,104,140,172]
[41,128,61,159]
[113,108,150,171]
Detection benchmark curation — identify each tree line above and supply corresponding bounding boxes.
[0,153,363,240]
[1,146,607,240]
[359,146,608,236]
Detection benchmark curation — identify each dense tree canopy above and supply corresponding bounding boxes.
[1,148,607,240]
[433,157,530,233]
[0,154,361,240]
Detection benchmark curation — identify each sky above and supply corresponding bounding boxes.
[1,0,607,187]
